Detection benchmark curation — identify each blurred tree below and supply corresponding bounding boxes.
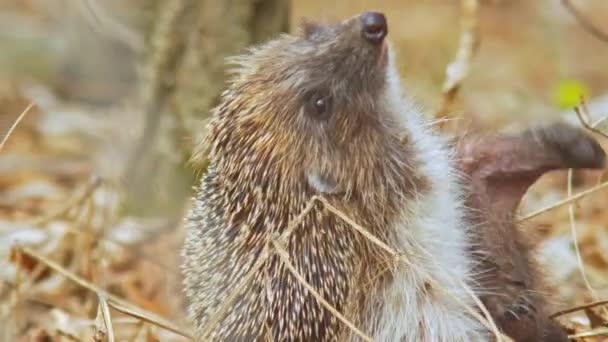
[125,0,290,215]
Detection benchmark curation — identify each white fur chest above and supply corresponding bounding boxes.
[363,190,487,341]
[356,128,487,341]
[360,54,488,341]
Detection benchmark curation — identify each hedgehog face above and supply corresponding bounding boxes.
[282,12,394,143]
[213,12,413,198]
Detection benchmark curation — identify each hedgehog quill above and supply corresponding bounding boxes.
[182,12,605,341]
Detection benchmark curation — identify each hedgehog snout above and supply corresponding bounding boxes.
[360,12,387,44]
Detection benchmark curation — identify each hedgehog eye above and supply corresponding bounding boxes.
[314,96,327,113]
[307,93,332,119]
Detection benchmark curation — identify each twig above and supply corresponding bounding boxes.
[591,115,608,129]
[562,0,608,43]
[198,248,270,340]
[123,0,190,182]
[518,179,608,221]
[14,246,23,302]
[272,240,373,342]
[30,176,103,226]
[264,321,274,342]
[439,281,510,342]
[551,298,608,318]
[0,103,35,151]
[575,98,608,139]
[566,169,600,306]
[315,197,401,260]
[568,327,608,339]
[103,238,182,277]
[402,233,506,341]
[199,196,320,339]
[78,0,144,52]
[58,215,180,276]
[100,294,115,342]
[316,197,507,341]
[436,0,480,125]
[105,301,187,338]
[570,97,608,308]
[130,321,147,341]
[277,195,322,245]
[95,293,115,342]
[14,246,194,340]
[55,328,83,342]
[198,194,505,340]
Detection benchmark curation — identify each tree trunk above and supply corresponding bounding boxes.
[124,0,290,215]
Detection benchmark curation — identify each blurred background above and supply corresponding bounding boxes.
[0,0,607,340]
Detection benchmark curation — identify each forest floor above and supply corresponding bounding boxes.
[1,0,608,341]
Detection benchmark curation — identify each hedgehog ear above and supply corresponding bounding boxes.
[299,18,323,39]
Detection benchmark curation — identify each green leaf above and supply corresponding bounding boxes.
[554,79,589,109]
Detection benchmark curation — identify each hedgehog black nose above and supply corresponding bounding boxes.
[360,12,387,44]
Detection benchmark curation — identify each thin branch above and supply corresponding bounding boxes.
[195,193,507,340]
[575,97,608,139]
[562,0,608,43]
[30,176,103,226]
[95,293,115,342]
[315,197,400,259]
[129,320,147,341]
[105,301,186,338]
[518,179,608,221]
[272,240,373,342]
[198,249,270,340]
[591,115,608,129]
[568,327,608,339]
[316,197,507,341]
[436,0,480,125]
[15,246,193,340]
[199,196,320,339]
[551,298,608,318]
[0,103,35,151]
[55,329,83,342]
[566,169,600,305]
[101,235,182,277]
[277,195,322,245]
[123,0,191,181]
[78,0,144,52]
[100,295,114,342]
[439,280,510,342]
[401,231,506,341]
[199,196,321,337]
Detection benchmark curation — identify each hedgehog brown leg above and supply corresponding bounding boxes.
[458,122,605,222]
[456,122,606,342]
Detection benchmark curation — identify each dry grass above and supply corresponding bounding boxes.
[1,0,608,341]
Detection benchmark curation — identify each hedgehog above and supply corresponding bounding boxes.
[181,11,605,341]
